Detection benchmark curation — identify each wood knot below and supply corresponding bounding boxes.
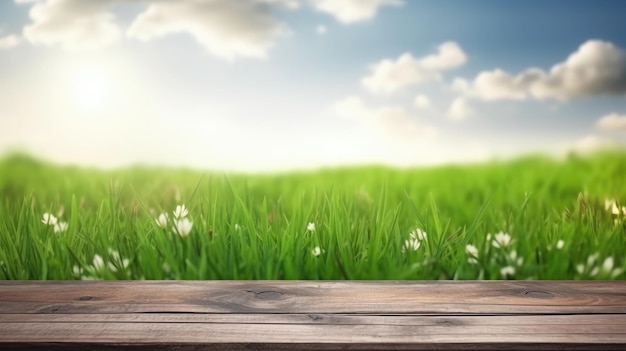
[78,296,93,301]
[523,290,554,298]
[436,319,457,326]
[38,305,63,314]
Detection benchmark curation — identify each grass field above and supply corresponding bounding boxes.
[0,152,625,280]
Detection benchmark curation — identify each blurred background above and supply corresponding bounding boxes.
[0,0,625,173]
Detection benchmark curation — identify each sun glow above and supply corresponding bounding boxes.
[71,64,112,111]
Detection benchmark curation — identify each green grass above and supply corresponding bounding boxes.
[0,151,625,280]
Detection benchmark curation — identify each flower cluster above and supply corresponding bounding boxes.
[74,249,130,280]
[547,239,565,251]
[498,250,525,278]
[41,213,68,233]
[307,222,324,256]
[491,231,512,248]
[465,244,479,264]
[403,228,427,252]
[155,204,193,237]
[491,232,522,278]
[576,254,623,279]
[466,231,524,278]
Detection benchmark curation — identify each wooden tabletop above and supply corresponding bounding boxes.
[0,280,625,350]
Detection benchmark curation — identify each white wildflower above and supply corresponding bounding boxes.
[312,246,322,256]
[605,198,626,215]
[234,224,241,231]
[72,265,83,276]
[492,232,512,248]
[500,265,516,278]
[465,244,479,257]
[403,228,427,252]
[556,240,564,250]
[173,218,193,237]
[465,244,479,264]
[155,213,169,227]
[307,222,316,231]
[587,253,599,267]
[602,257,614,273]
[107,249,130,270]
[42,213,58,225]
[108,249,120,261]
[92,254,105,271]
[410,228,427,241]
[590,266,600,277]
[576,264,585,274]
[53,221,68,233]
[173,204,189,219]
[107,262,118,272]
[403,238,421,252]
[508,250,523,266]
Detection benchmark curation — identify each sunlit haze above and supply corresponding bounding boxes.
[1,0,625,171]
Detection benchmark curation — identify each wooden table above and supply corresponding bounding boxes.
[1,281,625,350]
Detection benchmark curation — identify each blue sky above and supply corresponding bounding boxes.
[1,0,625,171]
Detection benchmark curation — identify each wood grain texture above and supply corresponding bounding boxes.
[0,281,625,350]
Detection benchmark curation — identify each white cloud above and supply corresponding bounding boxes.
[447,97,473,120]
[414,94,430,109]
[418,42,467,71]
[17,0,297,58]
[452,71,527,101]
[0,34,20,49]
[310,0,402,24]
[456,40,626,101]
[568,135,620,153]
[362,41,467,94]
[22,0,121,50]
[127,0,296,60]
[333,96,436,141]
[316,24,327,35]
[596,113,626,131]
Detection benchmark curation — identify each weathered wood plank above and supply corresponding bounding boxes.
[3,313,626,326]
[0,281,625,350]
[1,321,626,342]
[2,342,626,351]
[1,281,625,314]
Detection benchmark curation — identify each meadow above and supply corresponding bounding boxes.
[0,152,625,280]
